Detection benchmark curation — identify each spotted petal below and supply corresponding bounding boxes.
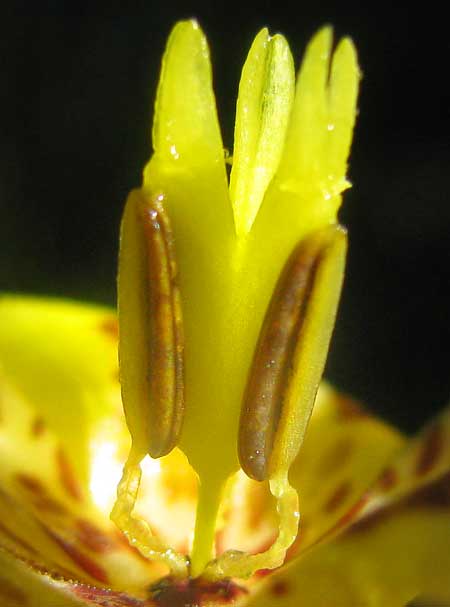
[218,383,405,560]
[245,404,450,606]
[0,297,167,597]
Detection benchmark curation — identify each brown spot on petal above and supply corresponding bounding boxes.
[335,395,368,421]
[31,416,46,438]
[405,470,450,509]
[16,473,46,496]
[416,423,445,477]
[0,578,28,606]
[46,528,109,584]
[151,577,248,607]
[33,496,67,514]
[350,473,450,537]
[270,579,290,597]
[0,519,38,556]
[75,519,116,554]
[333,492,370,534]
[15,472,66,514]
[100,317,119,340]
[56,448,83,501]
[378,466,399,492]
[323,480,352,514]
[317,437,354,477]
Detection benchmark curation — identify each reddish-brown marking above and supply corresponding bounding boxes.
[335,395,368,421]
[31,416,46,437]
[15,472,66,514]
[255,568,272,578]
[317,437,354,477]
[270,579,290,597]
[416,423,445,477]
[56,448,83,501]
[405,470,450,509]
[99,317,119,340]
[75,519,116,554]
[0,579,28,606]
[46,528,109,584]
[320,492,371,542]
[378,466,399,492]
[33,495,67,514]
[0,519,38,556]
[151,577,248,607]
[74,585,147,606]
[323,480,352,514]
[16,473,46,496]
[350,473,450,537]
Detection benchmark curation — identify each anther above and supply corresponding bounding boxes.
[118,189,184,459]
[239,225,347,481]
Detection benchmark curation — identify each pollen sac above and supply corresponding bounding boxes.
[239,225,347,481]
[118,189,184,459]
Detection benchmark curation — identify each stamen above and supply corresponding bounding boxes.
[202,472,299,581]
[117,189,184,460]
[202,224,347,580]
[239,225,346,481]
[113,190,187,574]
[111,450,189,577]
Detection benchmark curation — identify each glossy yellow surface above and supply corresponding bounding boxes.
[113,20,359,576]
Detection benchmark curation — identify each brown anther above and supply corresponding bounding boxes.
[118,189,184,459]
[239,225,346,481]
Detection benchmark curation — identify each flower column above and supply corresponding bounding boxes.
[113,20,359,580]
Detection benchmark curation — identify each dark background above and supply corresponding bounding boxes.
[1,2,449,432]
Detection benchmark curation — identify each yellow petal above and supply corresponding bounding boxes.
[245,506,450,606]
[288,383,405,555]
[0,549,83,607]
[0,297,163,594]
[244,405,450,606]
[0,295,122,486]
[218,383,404,561]
[229,28,295,235]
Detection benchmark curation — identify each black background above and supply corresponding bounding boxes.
[1,2,449,432]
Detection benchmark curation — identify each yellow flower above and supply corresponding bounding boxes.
[0,19,449,607]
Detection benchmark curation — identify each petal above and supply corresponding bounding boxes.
[218,383,404,559]
[0,295,123,487]
[244,505,450,606]
[0,297,164,593]
[0,372,161,595]
[287,383,405,555]
[245,405,450,606]
[0,547,157,606]
[0,548,84,607]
